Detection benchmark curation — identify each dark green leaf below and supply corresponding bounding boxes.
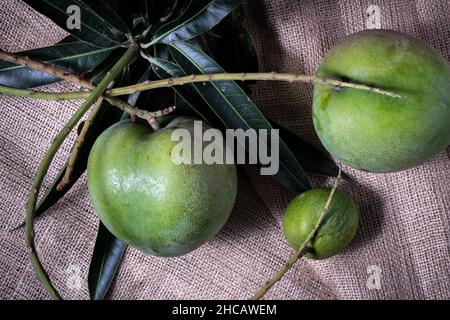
[103,0,148,30]
[152,55,315,190]
[175,92,193,115]
[0,36,117,89]
[169,42,311,192]
[206,4,259,75]
[230,6,259,74]
[158,0,180,23]
[81,0,131,35]
[23,0,126,47]
[131,54,175,113]
[134,74,174,113]
[86,48,125,85]
[271,120,354,183]
[125,60,154,106]
[150,57,213,122]
[151,56,338,185]
[89,222,127,300]
[144,0,178,27]
[149,0,241,45]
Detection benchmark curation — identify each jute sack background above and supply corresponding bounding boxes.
[1,0,449,299]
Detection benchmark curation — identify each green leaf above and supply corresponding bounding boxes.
[175,92,194,115]
[23,0,126,47]
[150,57,214,122]
[206,4,259,75]
[143,0,178,27]
[169,42,311,192]
[81,0,131,35]
[102,0,148,30]
[230,6,259,74]
[85,48,125,85]
[134,72,174,113]
[149,0,241,46]
[89,222,127,300]
[124,59,156,107]
[157,0,180,23]
[271,120,354,183]
[0,36,117,89]
[152,57,343,183]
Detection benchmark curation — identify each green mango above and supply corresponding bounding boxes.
[87,118,237,256]
[283,188,359,260]
[313,30,450,172]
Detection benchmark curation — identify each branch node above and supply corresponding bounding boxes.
[148,117,160,131]
[162,105,176,115]
[56,181,66,192]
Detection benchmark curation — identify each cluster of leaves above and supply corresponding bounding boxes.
[0,0,346,299]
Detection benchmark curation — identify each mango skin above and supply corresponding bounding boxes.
[283,188,359,260]
[87,119,237,256]
[313,30,450,172]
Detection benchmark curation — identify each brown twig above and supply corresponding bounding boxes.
[56,97,105,192]
[0,70,403,101]
[110,73,403,99]
[109,99,176,122]
[0,49,161,120]
[0,49,94,88]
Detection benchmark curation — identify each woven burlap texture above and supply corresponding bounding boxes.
[1,0,449,300]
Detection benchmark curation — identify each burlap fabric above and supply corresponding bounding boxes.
[1,0,449,300]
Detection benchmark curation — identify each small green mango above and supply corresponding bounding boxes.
[283,188,359,260]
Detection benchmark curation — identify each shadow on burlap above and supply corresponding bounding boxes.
[0,0,449,299]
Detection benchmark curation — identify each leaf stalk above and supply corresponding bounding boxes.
[0,49,166,121]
